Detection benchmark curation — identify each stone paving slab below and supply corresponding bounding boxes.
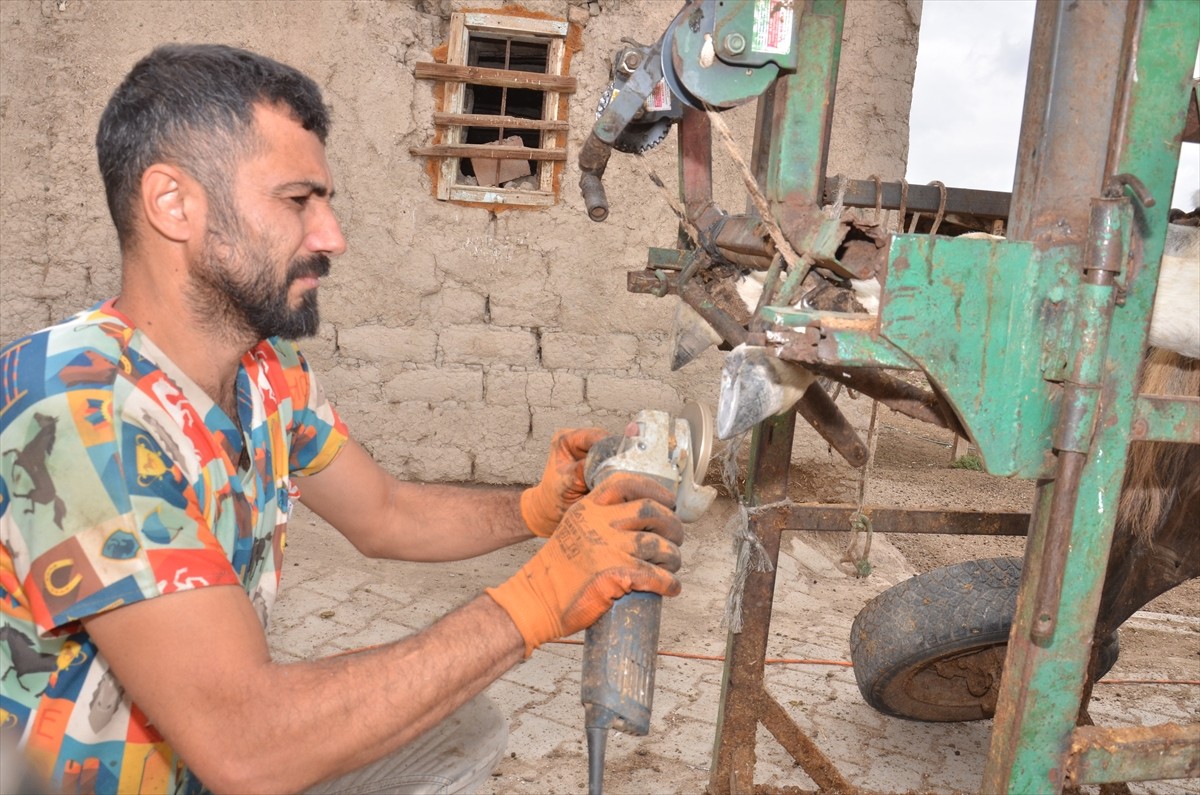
[269,500,1199,794]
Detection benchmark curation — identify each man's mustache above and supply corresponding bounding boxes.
[288,254,331,283]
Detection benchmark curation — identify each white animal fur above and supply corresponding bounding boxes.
[1150,224,1200,359]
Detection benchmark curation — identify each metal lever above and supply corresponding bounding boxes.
[578,38,666,222]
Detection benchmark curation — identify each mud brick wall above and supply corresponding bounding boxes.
[0,0,921,484]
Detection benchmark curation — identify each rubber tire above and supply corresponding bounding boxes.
[849,556,1120,722]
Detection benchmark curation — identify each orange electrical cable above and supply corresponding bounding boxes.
[331,640,1195,684]
[544,639,1198,682]
[1095,678,1200,686]
[550,638,852,667]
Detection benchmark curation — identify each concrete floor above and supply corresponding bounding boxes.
[268,498,1200,794]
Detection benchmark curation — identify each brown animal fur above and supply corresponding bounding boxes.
[1116,347,1200,542]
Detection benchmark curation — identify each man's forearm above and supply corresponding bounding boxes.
[296,440,534,562]
[266,595,521,791]
[178,595,522,793]
[371,481,530,561]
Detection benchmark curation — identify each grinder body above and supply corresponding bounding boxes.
[580,406,715,794]
[582,591,662,736]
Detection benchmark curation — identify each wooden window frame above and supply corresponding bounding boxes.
[414,12,573,208]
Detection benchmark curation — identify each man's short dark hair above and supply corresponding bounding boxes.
[96,43,330,248]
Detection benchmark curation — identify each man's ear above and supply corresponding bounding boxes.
[139,164,201,243]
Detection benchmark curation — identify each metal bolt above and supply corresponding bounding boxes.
[618,50,642,75]
[722,32,746,55]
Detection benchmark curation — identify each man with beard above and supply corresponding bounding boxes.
[0,44,684,794]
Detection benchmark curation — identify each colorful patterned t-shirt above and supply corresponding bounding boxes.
[0,300,348,793]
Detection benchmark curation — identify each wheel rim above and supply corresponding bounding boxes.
[877,643,1007,722]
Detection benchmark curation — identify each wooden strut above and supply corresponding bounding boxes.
[431,112,569,131]
[408,143,566,161]
[413,61,577,93]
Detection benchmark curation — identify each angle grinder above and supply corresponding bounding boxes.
[580,401,717,795]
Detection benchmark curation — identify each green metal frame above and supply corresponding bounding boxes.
[984,2,1199,790]
[697,0,1199,792]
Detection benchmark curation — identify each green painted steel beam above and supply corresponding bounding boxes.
[764,1,843,204]
[985,2,1200,792]
[1131,395,1200,444]
[880,234,1063,477]
[647,247,686,270]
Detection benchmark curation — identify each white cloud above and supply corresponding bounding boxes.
[908,0,1198,211]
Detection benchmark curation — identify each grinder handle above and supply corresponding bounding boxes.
[581,590,663,736]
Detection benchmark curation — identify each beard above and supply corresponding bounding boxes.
[189,222,331,341]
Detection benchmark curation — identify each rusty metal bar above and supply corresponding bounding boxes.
[709,412,795,795]
[756,691,852,792]
[628,271,753,348]
[767,504,1031,536]
[1030,449,1086,643]
[821,179,1011,221]
[679,105,725,232]
[802,363,970,438]
[714,215,774,262]
[1066,724,1200,785]
[793,384,868,467]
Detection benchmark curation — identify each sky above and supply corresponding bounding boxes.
[906,0,1200,212]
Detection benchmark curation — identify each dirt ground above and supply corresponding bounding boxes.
[269,397,1199,793]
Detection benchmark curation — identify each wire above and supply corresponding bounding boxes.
[1094,678,1200,686]
[336,640,1195,684]
[545,639,1198,685]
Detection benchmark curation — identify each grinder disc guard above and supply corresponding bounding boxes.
[583,402,717,522]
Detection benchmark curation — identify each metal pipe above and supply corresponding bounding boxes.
[793,382,868,467]
[1031,449,1085,643]
[821,179,1011,221]
[579,172,609,222]
[1006,1,1126,245]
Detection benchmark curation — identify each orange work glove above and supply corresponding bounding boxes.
[520,427,608,537]
[488,472,684,657]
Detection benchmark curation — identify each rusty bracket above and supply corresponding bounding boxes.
[770,315,918,370]
[1066,723,1200,786]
